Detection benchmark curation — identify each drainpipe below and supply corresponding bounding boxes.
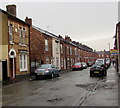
[13,58,15,79]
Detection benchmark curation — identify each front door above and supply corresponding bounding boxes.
[2,60,8,81]
[9,58,16,78]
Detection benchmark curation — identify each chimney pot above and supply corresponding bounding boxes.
[25,17,32,25]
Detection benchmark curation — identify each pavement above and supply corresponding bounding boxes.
[81,66,119,106]
[2,69,71,86]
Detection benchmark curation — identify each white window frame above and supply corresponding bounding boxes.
[56,57,59,67]
[70,47,72,55]
[19,27,26,46]
[9,24,14,44]
[22,28,26,45]
[56,42,59,53]
[67,46,69,54]
[60,44,63,54]
[61,58,63,67]
[46,57,49,64]
[20,53,28,71]
[45,39,48,51]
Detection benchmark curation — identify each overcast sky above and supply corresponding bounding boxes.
[1,0,119,51]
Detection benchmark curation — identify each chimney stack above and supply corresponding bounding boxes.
[65,35,72,42]
[25,17,32,25]
[6,4,16,16]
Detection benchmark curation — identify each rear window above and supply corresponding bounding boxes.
[38,64,51,69]
[75,63,81,65]
[92,64,101,68]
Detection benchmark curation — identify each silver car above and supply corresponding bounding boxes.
[34,64,60,79]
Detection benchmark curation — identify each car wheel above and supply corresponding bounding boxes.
[36,75,39,80]
[90,72,93,77]
[104,71,107,76]
[57,72,60,77]
[51,73,54,78]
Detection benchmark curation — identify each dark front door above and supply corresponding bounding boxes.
[9,58,16,78]
[2,60,8,81]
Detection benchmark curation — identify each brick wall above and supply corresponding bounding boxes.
[8,18,30,76]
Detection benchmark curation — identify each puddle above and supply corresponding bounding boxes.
[75,83,96,91]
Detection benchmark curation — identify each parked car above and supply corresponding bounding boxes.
[72,62,83,71]
[90,63,107,76]
[87,62,94,67]
[34,64,60,79]
[106,59,111,68]
[81,62,87,69]
[95,59,105,65]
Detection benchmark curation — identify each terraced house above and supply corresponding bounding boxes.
[114,22,120,74]
[0,5,30,81]
[25,17,60,71]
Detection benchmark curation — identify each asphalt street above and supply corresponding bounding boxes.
[2,65,119,107]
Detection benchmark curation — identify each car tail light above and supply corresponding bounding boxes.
[100,67,103,70]
[90,68,93,70]
[35,69,39,72]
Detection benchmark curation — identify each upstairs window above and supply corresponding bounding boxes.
[56,41,59,53]
[70,47,72,55]
[75,48,77,55]
[67,46,69,54]
[60,44,63,54]
[19,27,23,44]
[22,28,26,44]
[9,24,13,43]
[45,39,48,51]
[19,27,26,45]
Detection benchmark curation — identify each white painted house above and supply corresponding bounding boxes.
[52,38,61,69]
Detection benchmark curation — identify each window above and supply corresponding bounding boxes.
[45,39,48,51]
[9,24,13,43]
[71,58,72,66]
[22,28,26,44]
[60,44,63,54]
[56,57,59,67]
[56,41,59,53]
[20,54,27,71]
[70,47,72,55]
[67,46,69,54]
[75,48,77,55]
[19,27,26,45]
[61,58,63,67]
[46,57,49,64]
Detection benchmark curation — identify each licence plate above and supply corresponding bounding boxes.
[38,73,44,75]
[94,71,99,73]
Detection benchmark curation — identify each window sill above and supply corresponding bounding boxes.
[20,69,28,72]
[19,44,27,47]
[10,42,14,45]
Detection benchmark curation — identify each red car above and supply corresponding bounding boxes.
[72,62,83,71]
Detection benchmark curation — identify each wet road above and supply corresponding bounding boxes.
[2,65,118,106]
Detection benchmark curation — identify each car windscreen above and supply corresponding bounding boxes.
[75,63,81,65]
[38,64,51,69]
[92,64,101,68]
[81,62,86,65]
